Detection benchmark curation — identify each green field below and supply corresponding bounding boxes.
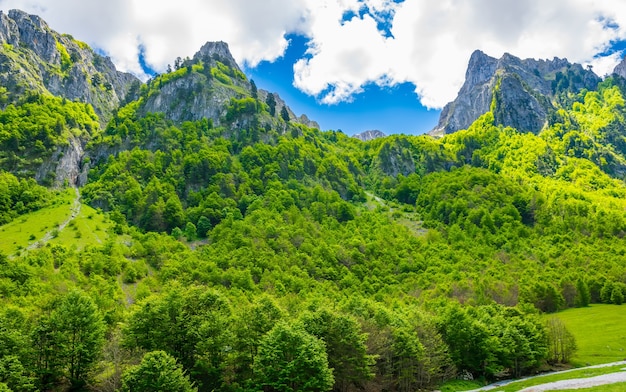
[0,188,75,255]
[551,304,626,366]
[0,188,113,256]
[48,202,111,250]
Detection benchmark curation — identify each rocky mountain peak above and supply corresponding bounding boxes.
[464,50,498,88]
[0,9,139,122]
[353,130,386,141]
[430,51,600,137]
[193,41,241,71]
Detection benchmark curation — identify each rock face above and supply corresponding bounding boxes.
[613,56,626,79]
[0,9,138,123]
[430,50,600,136]
[140,40,318,129]
[353,130,386,141]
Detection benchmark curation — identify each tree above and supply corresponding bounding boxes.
[611,285,624,305]
[228,295,285,384]
[184,222,197,241]
[575,278,590,307]
[253,322,334,392]
[121,351,196,392]
[196,216,211,238]
[601,280,615,303]
[266,93,276,116]
[123,287,231,391]
[48,290,106,389]
[280,105,290,123]
[300,309,374,392]
[250,79,258,99]
[0,355,35,392]
[164,195,185,231]
[546,318,577,364]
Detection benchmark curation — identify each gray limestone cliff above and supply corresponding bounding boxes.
[430,50,600,136]
[0,9,138,123]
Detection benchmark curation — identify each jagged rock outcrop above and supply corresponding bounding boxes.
[0,9,138,123]
[613,56,626,79]
[353,130,386,141]
[430,50,601,136]
[34,136,84,187]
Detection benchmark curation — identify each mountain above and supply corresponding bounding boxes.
[430,50,600,136]
[0,9,138,122]
[353,129,386,141]
[5,9,626,392]
[0,9,316,187]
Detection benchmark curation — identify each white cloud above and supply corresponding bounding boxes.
[1,0,626,108]
[293,0,626,108]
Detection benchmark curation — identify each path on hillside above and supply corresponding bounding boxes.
[27,187,81,251]
[465,361,626,391]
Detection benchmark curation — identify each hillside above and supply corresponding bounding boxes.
[2,9,626,392]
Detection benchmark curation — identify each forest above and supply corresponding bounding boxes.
[1,44,626,391]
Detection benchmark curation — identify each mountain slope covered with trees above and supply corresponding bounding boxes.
[1,9,626,392]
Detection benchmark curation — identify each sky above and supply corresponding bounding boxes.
[1,1,626,135]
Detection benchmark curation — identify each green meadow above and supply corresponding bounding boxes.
[0,188,75,256]
[551,304,626,366]
[0,188,112,256]
[48,202,112,250]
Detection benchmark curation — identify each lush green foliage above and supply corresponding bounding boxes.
[121,351,196,392]
[5,50,626,392]
[0,171,50,224]
[0,93,99,182]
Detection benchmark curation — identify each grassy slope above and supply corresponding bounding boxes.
[0,188,75,255]
[0,188,112,255]
[48,202,111,249]
[552,304,626,366]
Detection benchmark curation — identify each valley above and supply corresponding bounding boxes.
[2,8,626,392]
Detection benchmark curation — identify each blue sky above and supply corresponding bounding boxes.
[2,0,626,136]
[244,35,440,135]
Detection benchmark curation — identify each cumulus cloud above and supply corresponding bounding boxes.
[293,0,626,108]
[1,0,626,108]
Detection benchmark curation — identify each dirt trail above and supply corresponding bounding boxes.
[27,187,81,251]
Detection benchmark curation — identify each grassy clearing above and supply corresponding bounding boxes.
[0,188,75,256]
[48,202,112,250]
[551,304,626,366]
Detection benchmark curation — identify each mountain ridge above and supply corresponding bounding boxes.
[430,50,601,136]
[0,9,138,122]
